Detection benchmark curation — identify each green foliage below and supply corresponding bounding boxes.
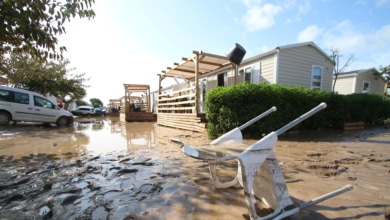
[0,0,95,60]
[0,52,89,109]
[342,93,390,123]
[378,64,390,84]
[90,98,103,108]
[205,83,390,139]
[76,100,89,106]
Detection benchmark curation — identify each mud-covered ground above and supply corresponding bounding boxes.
[0,118,389,219]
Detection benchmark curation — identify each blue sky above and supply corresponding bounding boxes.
[58,0,390,105]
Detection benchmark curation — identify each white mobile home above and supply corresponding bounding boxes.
[333,68,387,95]
[205,41,334,92]
[155,41,335,131]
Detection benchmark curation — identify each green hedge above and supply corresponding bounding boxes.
[205,83,390,139]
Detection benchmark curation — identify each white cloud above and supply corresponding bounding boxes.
[298,20,390,69]
[320,21,390,55]
[282,0,311,23]
[297,25,324,42]
[242,0,264,7]
[298,1,311,14]
[367,25,390,52]
[375,0,390,6]
[261,45,271,52]
[243,4,283,31]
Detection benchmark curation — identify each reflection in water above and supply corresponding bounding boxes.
[109,118,158,150]
[70,119,127,155]
[0,117,209,158]
[0,125,77,159]
[121,121,158,149]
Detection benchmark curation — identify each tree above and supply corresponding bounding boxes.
[378,65,390,82]
[0,0,95,60]
[330,48,355,92]
[55,72,89,110]
[76,99,89,106]
[0,51,43,88]
[378,64,390,95]
[90,98,103,108]
[0,51,90,109]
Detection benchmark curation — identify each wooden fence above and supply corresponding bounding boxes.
[157,86,206,132]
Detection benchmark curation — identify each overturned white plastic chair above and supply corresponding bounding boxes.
[176,103,353,220]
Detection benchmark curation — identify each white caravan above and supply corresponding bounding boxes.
[0,85,73,126]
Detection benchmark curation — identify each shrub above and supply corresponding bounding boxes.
[205,83,390,139]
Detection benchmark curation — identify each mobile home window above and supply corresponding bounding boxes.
[311,66,323,90]
[217,72,226,87]
[244,67,252,83]
[362,81,370,93]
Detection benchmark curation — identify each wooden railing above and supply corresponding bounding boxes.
[157,86,196,114]
[129,102,149,112]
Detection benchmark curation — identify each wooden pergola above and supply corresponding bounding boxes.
[159,51,232,80]
[124,84,150,109]
[156,51,236,131]
[121,84,156,122]
[108,99,121,108]
[108,99,121,116]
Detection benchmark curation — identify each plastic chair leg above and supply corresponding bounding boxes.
[208,160,241,188]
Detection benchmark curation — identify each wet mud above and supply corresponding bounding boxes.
[0,118,390,219]
[0,152,204,219]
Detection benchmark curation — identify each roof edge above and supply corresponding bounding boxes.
[277,41,334,64]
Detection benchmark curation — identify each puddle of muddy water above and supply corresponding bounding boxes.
[0,117,389,219]
[0,117,210,159]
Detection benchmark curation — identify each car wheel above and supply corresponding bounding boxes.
[0,112,11,125]
[56,116,69,126]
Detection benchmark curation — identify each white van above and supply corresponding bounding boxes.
[0,85,74,126]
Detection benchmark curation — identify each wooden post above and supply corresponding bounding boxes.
[157,74,162,95]
[157,74,162,114]
[124,84,127,114]
[194,53,199,116]
[147,85,150,113]
[233,63,238,85]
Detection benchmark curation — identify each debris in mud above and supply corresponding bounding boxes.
[0,152,188,219]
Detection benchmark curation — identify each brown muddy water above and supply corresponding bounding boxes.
[0,117,389,220]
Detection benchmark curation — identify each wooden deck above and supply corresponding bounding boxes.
[120,84,156,122]
[120,112,157,122]
[157,113,206,132]
[153,50,240,132]
[109,112,120,117]
[157,86,207,132]
[338,121,365,130]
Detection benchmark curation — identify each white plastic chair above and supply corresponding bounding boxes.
[177,103,353,220]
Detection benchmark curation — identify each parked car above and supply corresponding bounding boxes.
[94,108,106,116]
[0,85,73,126]
[71,106,96,116]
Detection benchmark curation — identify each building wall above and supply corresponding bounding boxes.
[227,69,237,86]
[277,45,334,92]
[205,67,235,92]
[203,43,334,93]
[334,70,387,95]
[238,54,276,84]
[356,71,386,95]
[334,76,356,95]
[206,74,218,92]
[259,54,276,84]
